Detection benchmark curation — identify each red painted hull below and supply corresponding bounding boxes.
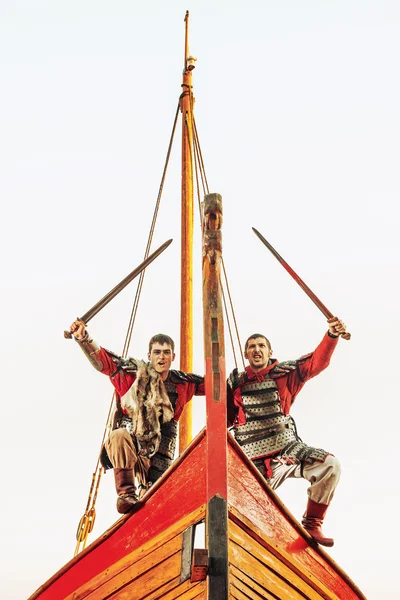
[29,430,366,600]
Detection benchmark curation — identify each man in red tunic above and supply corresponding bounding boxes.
[227,317,346,547]
[70,319,204,514]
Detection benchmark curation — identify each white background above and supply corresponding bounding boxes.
[1,2,399,598]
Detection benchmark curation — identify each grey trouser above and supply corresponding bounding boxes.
[268,455,341,505]
[105,428,150,487]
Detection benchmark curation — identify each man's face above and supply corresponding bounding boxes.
[148,342,175,379]
[244,337,272,372]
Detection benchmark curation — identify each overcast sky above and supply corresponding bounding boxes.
[1,2,399,599]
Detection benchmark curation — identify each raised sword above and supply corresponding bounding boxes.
[252,227,350,340]
[64,238,173,338]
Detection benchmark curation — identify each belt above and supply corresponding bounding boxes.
[236,422,290,446]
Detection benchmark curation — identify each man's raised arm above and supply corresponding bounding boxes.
[70,319,104,372]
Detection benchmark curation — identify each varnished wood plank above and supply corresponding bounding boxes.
[230,590,251,600]
[108,551,182,599]
[229,539,308,600]
[139,575,182,600]
[183,591,206,600]
[172,581,206,599]
[230,565,278,600]
[230,582,271,600]
[82,537,181,599]
[159,579,206,600]
[87,536,182,600]
[229,514,336,600]
[66,505,205,600]
[230,582,274,600]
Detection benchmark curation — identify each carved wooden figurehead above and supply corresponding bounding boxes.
[202,193,223,266]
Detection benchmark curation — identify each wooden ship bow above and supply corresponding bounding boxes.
[28,190,367,600]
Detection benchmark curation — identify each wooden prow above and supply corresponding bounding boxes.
[202,192,229,598]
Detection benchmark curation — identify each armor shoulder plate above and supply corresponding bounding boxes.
[298,352,313,364]
[271,360,298,378]
[170,369,204,386]
[271,352,313,378]
[102,349,139,377]
[228,368,245,389]
[103,348,121,364]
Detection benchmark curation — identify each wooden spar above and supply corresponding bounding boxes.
[202,193,229,598]
[179,10,195,453]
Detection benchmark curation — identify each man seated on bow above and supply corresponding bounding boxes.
[70,319,204,514]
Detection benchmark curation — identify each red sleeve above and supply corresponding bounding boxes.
[174,379,205,421]
[277,333,339,414]
[295,332,339,385]
[97,347,136,397]
[194,381,205,396]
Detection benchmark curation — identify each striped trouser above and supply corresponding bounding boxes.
[259,455,341,505]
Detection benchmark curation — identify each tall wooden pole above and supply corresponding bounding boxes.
[202,193,229,599]
[179,11,196,453]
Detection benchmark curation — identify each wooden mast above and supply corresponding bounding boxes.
[179,11,196,453]
[202,193,229,598]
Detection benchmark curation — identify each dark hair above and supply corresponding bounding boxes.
[148,333,175,353]
[244,333,272,353]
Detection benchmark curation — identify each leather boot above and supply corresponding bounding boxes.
[302,498,334,547]
[113,468,141,514]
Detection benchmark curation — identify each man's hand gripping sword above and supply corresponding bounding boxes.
[64,238,173,339]
[252,228,350,340]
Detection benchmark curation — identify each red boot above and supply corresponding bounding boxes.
[302,498,334,547]
[114,468,141,514]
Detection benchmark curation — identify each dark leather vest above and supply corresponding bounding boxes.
[147,371,202,482]
[148,379,178,479]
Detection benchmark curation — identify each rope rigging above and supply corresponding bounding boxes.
[189,93,244,370]
[74,90,244,555]
[74,103,180,556]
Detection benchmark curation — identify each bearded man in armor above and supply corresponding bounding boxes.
[227,317,346,547]
[70,319,204,514]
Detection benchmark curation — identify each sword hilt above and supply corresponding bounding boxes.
[341,332,351,341]
[64,317,86,340]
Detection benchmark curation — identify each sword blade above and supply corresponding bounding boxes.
[64,238,173,338]
[252,227,351,340]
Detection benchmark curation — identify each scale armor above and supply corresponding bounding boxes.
[234,377,298,459]
[233,362,329,468]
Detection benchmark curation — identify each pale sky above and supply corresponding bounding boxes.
[1,2,399,599]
